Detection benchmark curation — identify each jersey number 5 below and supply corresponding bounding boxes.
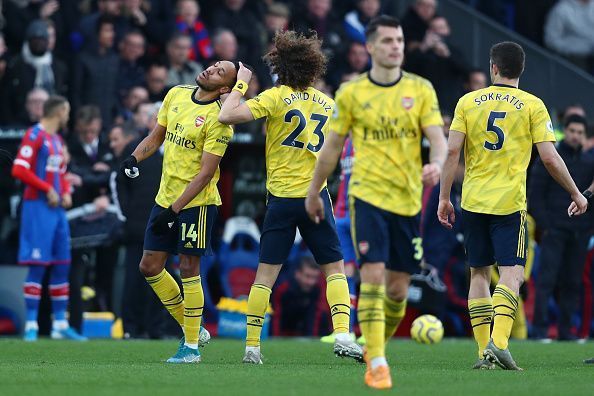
[485,111,506,151]
[281,109,327,152]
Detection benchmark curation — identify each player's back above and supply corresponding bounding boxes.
[451,84,555,215]
[246,85,335,198]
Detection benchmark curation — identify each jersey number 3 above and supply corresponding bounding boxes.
[281,109,327,152]
[485,111,506,151]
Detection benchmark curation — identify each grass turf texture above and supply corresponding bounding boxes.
[1,338,592,396]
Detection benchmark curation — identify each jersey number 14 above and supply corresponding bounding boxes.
[485,111,506,151]
[281,109,328,152]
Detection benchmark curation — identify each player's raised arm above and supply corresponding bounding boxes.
[305,130,348,223]
[535,141,588,216]
[437,130,465,229]
[218,62,255,125]
[422,125,447,187]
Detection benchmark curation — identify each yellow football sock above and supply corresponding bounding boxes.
[246,284,271,347]
[384,296,406,342]
[492,284,518,350]
[326,274,351,334]
[468,297,493,358]
[510,298,527,340]
[182,276,204,346]
[358,283,385,360]
[145,269,184,328]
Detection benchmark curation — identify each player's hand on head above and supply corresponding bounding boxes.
[305,193,325,224]
[422,163,441,188]
[46,187,59,208]
[237,62,253,83]
[437,199,455,229]
[120,155,139,179]
[61,193,72,209]
[151,206,179,236]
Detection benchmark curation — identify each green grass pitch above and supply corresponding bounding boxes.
[1,338,592,396]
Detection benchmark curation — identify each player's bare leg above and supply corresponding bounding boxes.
[384,270,410,343]
[321,260,364,362]
[359,262,392,389]
[484,265,524,370]
[468,267,495,369]
[244,263,282,364]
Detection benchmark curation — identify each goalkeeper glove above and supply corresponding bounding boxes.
[120,155,139,178]
[151,206,178,235]
[583,189,593,211]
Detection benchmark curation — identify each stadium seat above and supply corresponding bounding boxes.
[218,217,261,298]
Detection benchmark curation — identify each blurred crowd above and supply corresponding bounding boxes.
[0,0,593,341]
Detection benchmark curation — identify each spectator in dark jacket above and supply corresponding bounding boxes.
[71,15,120,128]
[1,20,68,124]
[165,33,204,88]
[145,63,169,102]
[343,0,381,44]
[117,30,146,101]
[77,0,129,52]
[401,0,437,51]
[404,16,468,113]
[111,124,169,338]
[271,257,330,336]
[529,114,594,340]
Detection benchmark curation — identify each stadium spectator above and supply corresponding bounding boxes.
[211,29,238,63]
[24,87,50,126]
[292,0,346,63]
[271,257,329,336]
[145,63,169,102]
[115,85,149,125]
[132,101,160,136]
[328,41,369,90]
[175,0,213,63]
[210,0,267,70]
[529,114,594,340]
[464,68,488,92]
[71,15,120,128]
[117,31,146,101]
[401,0,437,50]
[344,0,381,44]
[2,0,63,54]
[544,0,594,72]
[1,19,68,125]
[129,0,175,48]
[77,0,128,52]
[264,3,290,41]
[111,123,168,338]
[405,16,468,113]
[165,33,203,88]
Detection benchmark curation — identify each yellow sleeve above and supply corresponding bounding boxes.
[203,120,234,157]
[245,88,278,120]
[157,88,175,127]
[530,99,556,144]
[419,82,443,128]
[449,97,467,134]
[329,86,353,136]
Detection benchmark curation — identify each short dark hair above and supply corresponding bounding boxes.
[76,105,101,124]
[43,95,68,117]
[110,122,138,139]
[489,41,525,79]
[563,114,588,131]
[365,15,401,41]
[264,30,327,90]
[96,14,115,34]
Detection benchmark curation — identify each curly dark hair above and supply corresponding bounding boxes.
[264,30,327,91]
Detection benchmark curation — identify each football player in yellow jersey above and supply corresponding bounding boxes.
[438,41,589,370]
[306,16,447,389]
[119,61,238,363]
[218,30,363,365]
